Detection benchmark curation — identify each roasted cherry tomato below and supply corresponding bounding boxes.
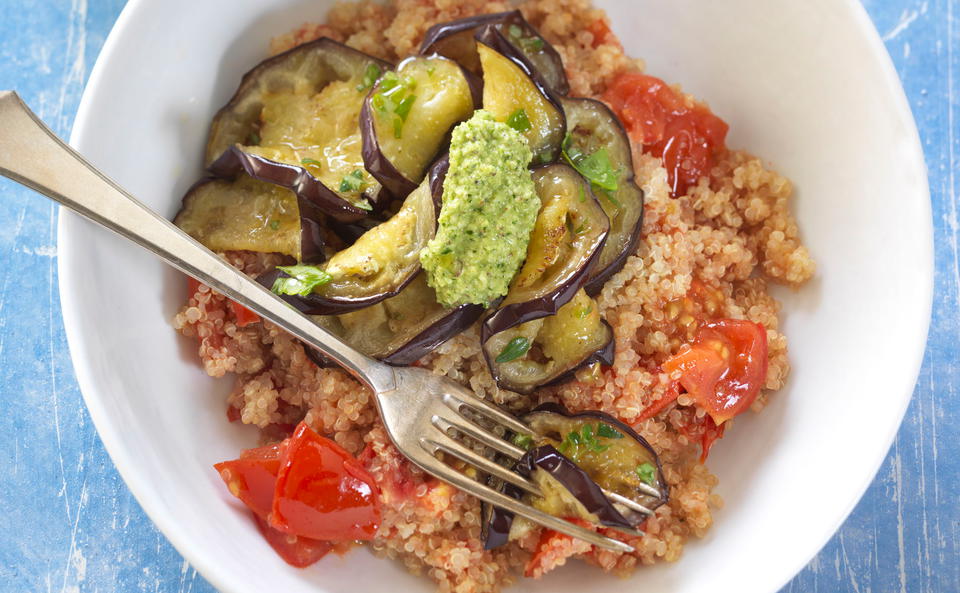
[271,422,381,541]
[215,423,381,567]
[603,72,728,197]
[663,319,767,424]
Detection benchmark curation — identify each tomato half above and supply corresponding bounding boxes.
[603,73,728,197]
[663,319,767,424]
[271,423,381,541]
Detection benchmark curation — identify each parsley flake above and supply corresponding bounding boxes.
[338,169,366,193]
[271,264,332,297]
[496,336,531,363]
[507,108,532,133]
[562,133,620,192]
[636,462,657,486]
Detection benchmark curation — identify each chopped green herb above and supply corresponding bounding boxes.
[338,169,366,193]
[271,264,332,297]
[507,23,544,52]
[576,304,593,319]
[246,131,261,145]
[506,108,531,133]
[597,423,623,439]
[574,222,587,234]
[578,183,587,202]
[562,133,619,192]
[395,94,417,121]
[300,158,322,167]
[356,199,373,211]
[496,336,531,363]
[426,65,437,76]
[356,63,382,92]
[511,433,535,450]
[374,72,418,138]
[269,219,281,231]
[636,462,657,486]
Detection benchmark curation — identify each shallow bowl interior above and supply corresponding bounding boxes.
[59,1,931,592]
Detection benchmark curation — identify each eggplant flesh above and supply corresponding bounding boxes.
[173,175,324,263]
[362,55,476,198]
[306,273,485,366]
[476,33,565,164]
[560,97,645,295]
[205,38,393,217]
[419,10,569,95]
[483,164,608,337]
[258,161,443,314]
[483,289,612,393]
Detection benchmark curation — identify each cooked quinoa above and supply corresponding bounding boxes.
[174,1,814,591]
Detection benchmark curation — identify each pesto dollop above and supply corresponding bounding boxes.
[420,111,539,307]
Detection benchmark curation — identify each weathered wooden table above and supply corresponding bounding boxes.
[0,1,955,591]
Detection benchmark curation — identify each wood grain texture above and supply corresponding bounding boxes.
[0,1,954,591]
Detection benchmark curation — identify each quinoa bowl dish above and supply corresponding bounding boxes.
[58,1,932,592]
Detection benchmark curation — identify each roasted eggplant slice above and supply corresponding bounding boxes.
[258,159,446,314]
[476,29,565,164]
[205,38,394,219]
[523,404,669,523]
[361,55,476,198]
[483,164,608,336]
[305,273,485,366]
[483,405,669,548]
[560,97,645,294]
[173,175,324,263]
[482,289,613,393]
[419,11,569,95]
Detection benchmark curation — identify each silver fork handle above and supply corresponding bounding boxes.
[0,91,396,394]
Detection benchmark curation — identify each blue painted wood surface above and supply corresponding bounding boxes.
[0,1,955,591]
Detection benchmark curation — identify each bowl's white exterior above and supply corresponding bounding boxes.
[59,1,931,592]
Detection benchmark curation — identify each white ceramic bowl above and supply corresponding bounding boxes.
[59,1,932,592]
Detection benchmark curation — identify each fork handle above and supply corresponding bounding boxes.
[0,91,396,393]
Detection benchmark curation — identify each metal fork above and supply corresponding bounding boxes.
[0,91,649,552]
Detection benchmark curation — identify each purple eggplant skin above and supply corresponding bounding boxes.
[302,300,485,368]
[254,157,450,315]
[474,24,567,163]
[361,59,478,200]
[359,97,418,199]
[204,37,392,167]
[419,10,569,95]
[520,445,635,528]
[174,176,325,264]
[481,165,609,339]
[560,96,646,296]
[479,315,614,395]
[539,319,615,388]
[525,403,669,522]
[208,145,372,224]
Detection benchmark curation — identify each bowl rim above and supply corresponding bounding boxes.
[57,0,933,592]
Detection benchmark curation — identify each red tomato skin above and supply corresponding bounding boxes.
[603,73,728,197]
[664,319,768,425]
[215,457,280,521]
[253,514,332,568]
[270,423,381,541]
[230,300,261,327]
